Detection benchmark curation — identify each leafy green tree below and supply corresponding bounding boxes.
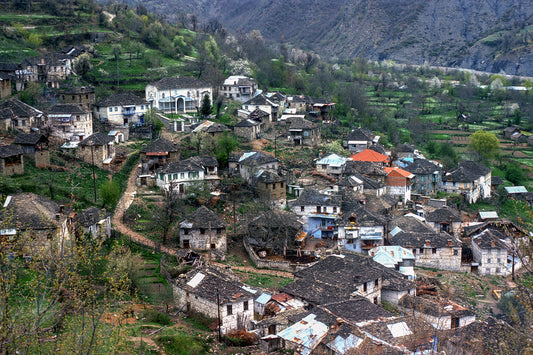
[200,94,212,117]
[73,52,93,80]
[215,132,237,167]
[19,82,42,106]
[100,179,120,209]
[321,141,349,156]
[469,130,500,162]
[504,162,525,185]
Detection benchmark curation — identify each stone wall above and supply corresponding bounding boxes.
[35,150,50,167]
[244,238,308,273]
[414,246,462,271]
[180,228,227,252]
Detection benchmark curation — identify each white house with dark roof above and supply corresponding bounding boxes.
[220,75,258,103]
[0,98,43,133]
[344,127,376,153]
[179,206,227,251]
[47,103,93,142]
[94,92,149,126]
[145,76,212,113]
[389,215,462,271]
[471,229,510,276]
[229,151,279,182]
[242,94,279,122]
[172,266,255,334]
[442,161,491,203]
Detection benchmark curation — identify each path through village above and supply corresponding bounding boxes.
[111,154,293,279]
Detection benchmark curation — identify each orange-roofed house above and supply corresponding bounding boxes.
[384,167,414,202]
[351,149,389,164]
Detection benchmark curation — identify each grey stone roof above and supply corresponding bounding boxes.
[187,155,218,167]
[239,151,278,166]
[13,133,46,146]
[403,158,441,175]
[47,104,86,115]
[443,161,491,182]
[95,92,147,107]
[180,206,227,229]
[0,62,21,72]
[390,215,434,234]
[0,145,23,158]
[292,189,341,207]
[491,176,504,186]
[0,193,60,230]
[396,143,415,153]
[345,127,373,141]
[368,143,387,155]
[149,76,210,90]
[390,230,461,249]
[254,169,284,184]
[234,119,259,128]
[243,94,276,106]
[281,254,390,305]
[0,98,41,119]
[248,108,269,121]
[75,206,108,227]
[472,229,508,250]
[157,158,203,174]
[320,297,392,324]
[337,201,385,227]
[79,133,114,147]
[289,117,317,130]
[141,138,179,153]
[345,160,387,176]
[177,266,254,304]
[426,206,462,223]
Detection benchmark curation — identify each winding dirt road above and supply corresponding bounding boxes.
[111,160,293,279]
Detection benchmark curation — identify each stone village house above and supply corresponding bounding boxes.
[0,193,72,256]
[179,206,227,251]
[442,161,491,204]
[46,103,93,143]
[219,75,258,103]
[0,145,24,176]
[140,138,180,172]
[13,133,49,167]
[0,98,43,133]
[76,133,115,168]
[156,156,219,193]
[389,216,462,271]
[173,266,255,335]
[471,229,510,276]
[94,92,149,127]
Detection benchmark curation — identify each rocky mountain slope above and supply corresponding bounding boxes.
[126,0,533,76]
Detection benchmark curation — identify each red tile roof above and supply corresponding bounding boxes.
[351,149,389,163]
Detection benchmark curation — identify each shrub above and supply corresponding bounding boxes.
[143,309,171,325]
[223,330,259,346]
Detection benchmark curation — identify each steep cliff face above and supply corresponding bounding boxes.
[129,0,533,75]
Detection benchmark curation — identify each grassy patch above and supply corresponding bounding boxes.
[236,271,293,289]
[156,334,210,355]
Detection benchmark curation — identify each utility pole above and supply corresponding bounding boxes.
[90,144,97,203]
[232,175,236,237]
[216,289,222,342]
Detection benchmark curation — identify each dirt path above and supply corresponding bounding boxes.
[111,158,294,279]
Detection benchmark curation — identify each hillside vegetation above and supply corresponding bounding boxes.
[121,0,533,76]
